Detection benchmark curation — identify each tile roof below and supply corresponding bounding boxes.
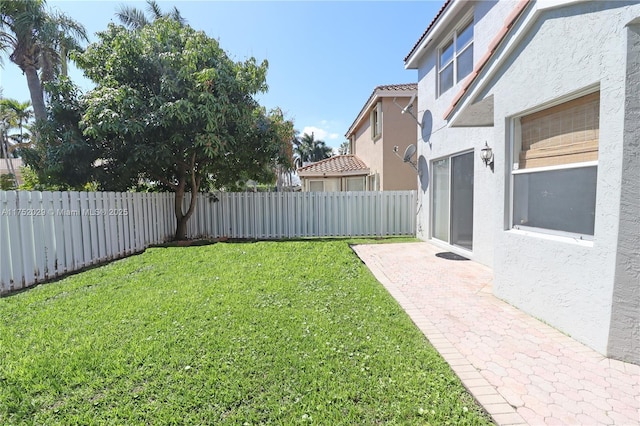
[404,0,453,63]
[345,83,418,138]
[297,155,369,176]
[374,83,418,92]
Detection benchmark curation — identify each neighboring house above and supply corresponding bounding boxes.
[297,155,369,192]
[0,158,23,186]
[405,0,639,364]
[344,83,419,191]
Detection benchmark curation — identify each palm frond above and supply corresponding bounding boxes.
[115,5,149,30]
[50,12,88,43]
[170,6,187,26]
[146,0,163,20]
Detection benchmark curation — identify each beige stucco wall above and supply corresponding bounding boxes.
[0,158,24,185]
[351,96,417,191]
[381,97,418,190]
[352,115,383,187]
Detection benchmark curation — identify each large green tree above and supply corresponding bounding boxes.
[22,78,98,190]
[0,0,87,122]
[72,19,292,240]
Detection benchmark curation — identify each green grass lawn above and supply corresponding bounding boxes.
[0,240,492,425]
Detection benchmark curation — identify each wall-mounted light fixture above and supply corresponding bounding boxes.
[480,142,494,170]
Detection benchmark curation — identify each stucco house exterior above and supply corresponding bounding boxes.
[297,155,370,192]
[405,0,639,364]
[343,83,419,191]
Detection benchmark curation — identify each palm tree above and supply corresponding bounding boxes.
[0,100,19,186]
[0,100,17,155]
[0,0,87,122]
[40,11,88,82]
[0,99,32,153]
[292,131,304,169]
[116,0,186,30]
[300,132,333,163]
[338,141,350,155]
[294,132,332,167]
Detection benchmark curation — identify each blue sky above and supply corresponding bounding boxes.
[0,0,441,151]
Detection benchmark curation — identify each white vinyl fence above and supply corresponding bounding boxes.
[1,190,416,293]
[185,191,416,239]
[0,191,175,294]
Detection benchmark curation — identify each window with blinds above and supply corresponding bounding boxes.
[511,91,600,237]
[519,92,599,169]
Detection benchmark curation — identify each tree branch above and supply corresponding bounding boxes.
[153,173,178,190]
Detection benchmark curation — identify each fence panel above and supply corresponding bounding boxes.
[183,191,416,240]
[1,190,415,294]
[0,190,176,294]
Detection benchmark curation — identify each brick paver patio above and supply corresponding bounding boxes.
[352,242,639,425]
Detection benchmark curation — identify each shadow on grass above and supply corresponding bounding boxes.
[151,235,419,247]
[2,236,419,298]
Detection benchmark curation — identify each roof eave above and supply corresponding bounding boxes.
[298,170,370,178]
[345,87,417,138]
[444,0,533,122]
[404,0,467,69]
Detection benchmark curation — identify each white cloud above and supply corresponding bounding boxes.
[300,127,342,142]
[300,126,328,141]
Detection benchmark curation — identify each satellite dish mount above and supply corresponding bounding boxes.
[393,94,422,128]
[393,144,418,171]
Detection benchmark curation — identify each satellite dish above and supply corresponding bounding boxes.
[403,144,417,163]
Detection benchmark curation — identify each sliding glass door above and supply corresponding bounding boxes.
[432,158,450,242]
[431,151,474,250]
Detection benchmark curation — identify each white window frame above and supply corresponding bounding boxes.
[368,173,379,191]
[370,101,382,140]
[508,89,600,240]
[437,16,474,97]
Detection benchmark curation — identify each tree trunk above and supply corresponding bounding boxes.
[175,215,189,241]
[174,177,187,240]
[172,171,200,241]
[23,65,47,123]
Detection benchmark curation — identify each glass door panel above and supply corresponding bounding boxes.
[432,158,450,242]
[451,152,474,250]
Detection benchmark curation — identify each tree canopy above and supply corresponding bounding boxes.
[65,19,293,239]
